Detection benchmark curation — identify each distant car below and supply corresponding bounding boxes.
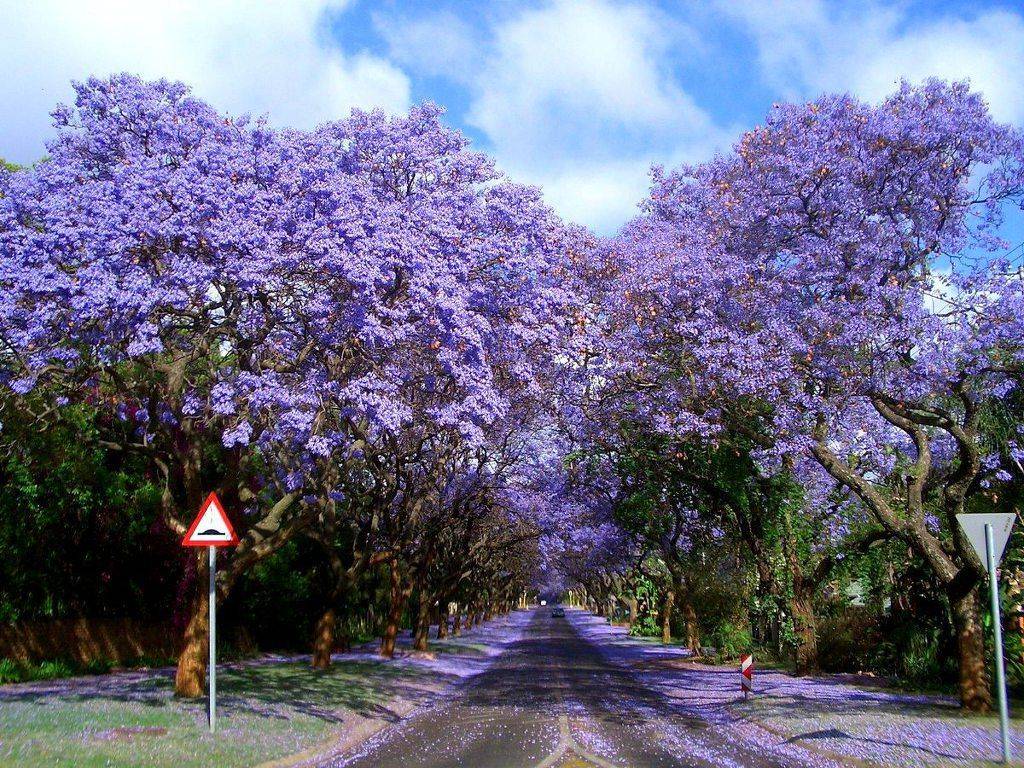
[551,606,565,617]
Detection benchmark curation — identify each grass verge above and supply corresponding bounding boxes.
[0,659,438,768]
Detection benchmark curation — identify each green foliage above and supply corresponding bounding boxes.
[708,622,752,661]
[0,658,21,683]
[878,625,955,690]
[0,657,79,683]
[33,659,75,679]
[0,654,181,685]
[629,615,661,637]
[1002,628,1024,691]
[627,572,662,637]
[82,658,114,675]
[0,398,175,622]
[230,539,323,650]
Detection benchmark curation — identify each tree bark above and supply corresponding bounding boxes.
[380,560,409,659]
[951,587,992,712]
[437,604,449,639]
[174,552,209,698]
[811,415,988,712]
[791,592,819,675]
[627,597,638,628]
[681,598,700,653]
[312,607,336,670]
[413,589,432,652]
[661,588,675,644]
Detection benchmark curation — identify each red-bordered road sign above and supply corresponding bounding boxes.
[182,492,239,547]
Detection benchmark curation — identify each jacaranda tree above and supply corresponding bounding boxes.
[603,80,1024,710]
[0,75,582,694]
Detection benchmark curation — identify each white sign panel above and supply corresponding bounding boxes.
[956,513,1015,568]
[182,493,239,547]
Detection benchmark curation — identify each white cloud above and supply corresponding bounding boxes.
[527,159,652,233]
[373,10,478,80]
[467,0,711,168]
[501,134,735,236]
[724,0,1024,123]
[0,0,411,164]
[379,0,732,233]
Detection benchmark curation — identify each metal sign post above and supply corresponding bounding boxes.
[209,545,216,733]
[957,513,1016,764]
[182,492,239,734]
[986,523,1011,764]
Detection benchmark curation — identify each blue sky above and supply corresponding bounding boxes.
[3,0,1024,237]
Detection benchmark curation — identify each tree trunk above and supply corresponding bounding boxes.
[951,587,992,712]
[413,590,432,652]
[380,560,407,659]
[681,598,700,653]
[661,588,675,644]
[627,597,638,628]
[174,552,209,698]
[437,605,449,639]
[791,592,819,675]
[453,608,463,636]
[781,495,820,675]
[312,607,336,670]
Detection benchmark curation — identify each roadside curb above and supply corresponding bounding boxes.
[255,696,424,768]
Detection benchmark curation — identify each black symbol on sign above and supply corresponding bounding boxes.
[199,528,225,536]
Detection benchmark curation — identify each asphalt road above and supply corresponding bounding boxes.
[328,608,799,768]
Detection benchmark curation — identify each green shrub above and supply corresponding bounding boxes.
[82,658,113,675]
[817,609,879,673]
[710,621,752,661]
[0,656,119,684]
[871,622,956,690]
[0,658,21,683]
[31,659,75,680]
[0,400,172,625]
[1003,628,1024,693]
[629,615,661,637]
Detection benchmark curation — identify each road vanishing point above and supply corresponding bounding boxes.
[326,608,795,768]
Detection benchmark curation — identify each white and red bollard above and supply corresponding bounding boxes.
[740,653,754,699]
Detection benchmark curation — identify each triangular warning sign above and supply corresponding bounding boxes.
[182,492,239,547]
[956,513,1015,568]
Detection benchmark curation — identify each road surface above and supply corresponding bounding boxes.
[326,608,811,768]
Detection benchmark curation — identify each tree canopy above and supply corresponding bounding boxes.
[1,75,1022,711]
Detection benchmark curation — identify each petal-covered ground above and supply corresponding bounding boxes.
[0,611,529,768]
[569,610,1024,767]
[3,609,1021,767]
[325,607,831,768]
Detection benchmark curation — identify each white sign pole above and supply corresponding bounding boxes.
[209,545,216,734]
[986,523,1011,764]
